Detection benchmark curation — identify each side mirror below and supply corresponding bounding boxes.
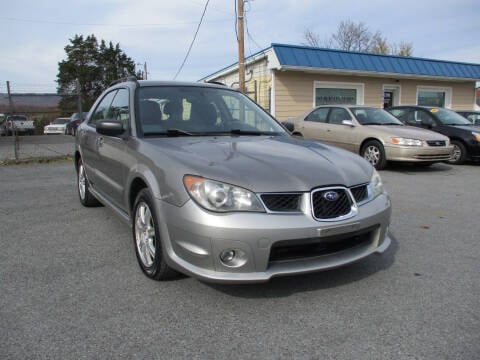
[96,120,124,137]
[342,120,355,127]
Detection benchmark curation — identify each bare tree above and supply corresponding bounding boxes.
[370,33,389,54]
[332,20,372,52]
[303,20,413,56]
[396,42,414,56]
[303,29,332,48]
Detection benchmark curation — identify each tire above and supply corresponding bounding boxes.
[77,158,102,207]
[447,140,467,165]
[292,132,303,138]
[361,140,387,170]
[133,188,178,280]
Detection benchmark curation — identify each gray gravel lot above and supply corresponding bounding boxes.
[0,161,479,359]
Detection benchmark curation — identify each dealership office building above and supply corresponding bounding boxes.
[201,43,480,120]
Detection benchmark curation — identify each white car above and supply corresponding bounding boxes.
[44,118,70,135]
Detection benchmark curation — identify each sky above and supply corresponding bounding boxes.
[0,0,479,93]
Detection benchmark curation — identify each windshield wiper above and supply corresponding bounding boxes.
[229,129,279,136]
[360,122,381,125]
[382,123,403,125]
[143,129,195,137]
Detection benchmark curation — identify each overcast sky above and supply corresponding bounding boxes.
[0,0,479,93]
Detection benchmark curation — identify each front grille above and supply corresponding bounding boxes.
[350,184,369,203]
[311,188,352,219]
[261,193,302,212]
[427,140,446,147]
[268,226,376,263]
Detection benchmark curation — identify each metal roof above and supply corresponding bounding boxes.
[271,43,480,80]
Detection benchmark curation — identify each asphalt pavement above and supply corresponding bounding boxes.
[0,161,479,359]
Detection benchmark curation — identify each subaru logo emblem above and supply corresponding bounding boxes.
[324,191,339,201]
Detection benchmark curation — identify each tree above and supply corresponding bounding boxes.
[304,20,413,56]
[56,34,138,114]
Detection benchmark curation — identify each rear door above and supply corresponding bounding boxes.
[298,107,330,142]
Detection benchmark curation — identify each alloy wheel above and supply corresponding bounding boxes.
[134,202,156,268]
[364,145,380,166]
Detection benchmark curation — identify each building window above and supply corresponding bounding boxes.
[417,86,452,108]
[314,81,364,106]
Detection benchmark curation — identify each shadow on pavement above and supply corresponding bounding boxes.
[204,233,399,299]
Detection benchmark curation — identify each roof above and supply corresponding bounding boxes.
[201,43,480,81]
[272,44,480,80]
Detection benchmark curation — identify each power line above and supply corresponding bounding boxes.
[0,15,227,28]
[244,3,263,54]
[173,0,210,80]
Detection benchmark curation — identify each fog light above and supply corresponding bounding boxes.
[220,250,236,264]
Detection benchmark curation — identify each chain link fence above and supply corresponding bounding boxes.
[0,81,76,162]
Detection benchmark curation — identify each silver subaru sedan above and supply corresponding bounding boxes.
[75,79,391,283]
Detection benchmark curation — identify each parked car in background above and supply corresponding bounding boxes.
[66,112,88,135]
[75,79,392,283]
[286,105,452,169]
[388,106,480,164]
[456,110,480,126]
[44,117,71,135]
[5,115,35,135]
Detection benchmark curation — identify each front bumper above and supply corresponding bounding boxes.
[385,145,453,162]
[44,128,64,134]
[155,193,392,283]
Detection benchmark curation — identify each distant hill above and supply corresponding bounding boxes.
[0,93,62,113]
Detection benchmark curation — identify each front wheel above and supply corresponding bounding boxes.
[447,140,467,165]
[361,140,387,170]
[133,189,178,281]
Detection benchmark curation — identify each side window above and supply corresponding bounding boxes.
[305,108,329,123]
[389,108,410,123]
[415,110,435,126]
[328,108,351,125]
[88,90,117,127]
[107,89,130,128]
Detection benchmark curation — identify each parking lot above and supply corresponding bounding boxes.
[0,161,479,359]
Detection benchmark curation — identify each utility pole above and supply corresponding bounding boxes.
[144,62,148,80]
[76,79,83,117]
[6,81,14,114]
[237,0,245,93]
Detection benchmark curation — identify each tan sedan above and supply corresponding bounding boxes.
[289,105,453,169]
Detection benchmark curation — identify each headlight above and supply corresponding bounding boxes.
[183,175,265,212]
[369,168,384,199]
[391,137,423,146]
[472,132,480,142]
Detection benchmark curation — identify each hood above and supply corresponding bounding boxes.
[444,124,480,132]
[366,125,449,141]
[143,136,372,193]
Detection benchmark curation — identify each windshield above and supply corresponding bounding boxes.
[351,107,403,125]
[431,108,473,126]
[52,118,70,124]
[136,86,287,136]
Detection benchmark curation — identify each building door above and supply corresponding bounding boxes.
[383,85,401,109]
[383,91,394,109]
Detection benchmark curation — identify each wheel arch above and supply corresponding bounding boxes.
[129,177,148,213]
[359,137,384,155]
